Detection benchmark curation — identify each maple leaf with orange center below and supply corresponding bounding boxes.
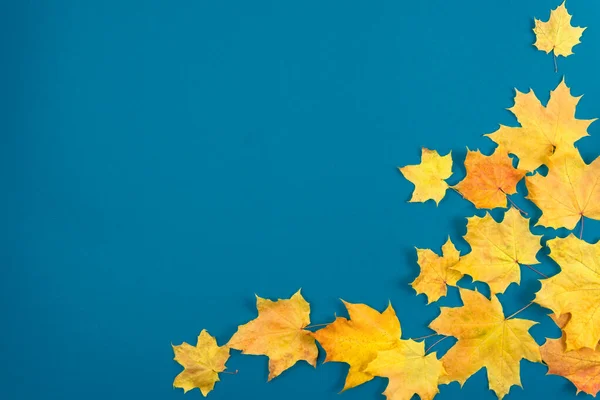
[453,148,526,209]
[540,314,600,397]
[228,290,318,380]
[313,301,402,390]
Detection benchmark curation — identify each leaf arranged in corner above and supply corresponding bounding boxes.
[365,340,446,400]
[534,235,600,350]
[312,301,402,390]
[540,313,600,397]
[452,208,542,294]
[399,148,453,205]
[453,147,526,209]
[411,237,462,303]
[534,1,586,58]
[486,79,595,172]
[526,148,600,230]
[430,289,541,400]
[172,330,230,397]
[228,290,318,380]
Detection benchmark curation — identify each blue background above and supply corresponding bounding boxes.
[2,1,600,399]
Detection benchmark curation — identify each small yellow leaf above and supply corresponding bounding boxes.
[228,290,318,380]
[172,330,230,396]
[430,289,541,399]
[411,237,462,303]
[454,147,526,209]
[365,340,446,400]
[399,148,453,205]
[486,79,594,172]
[534,235,600,350]
[453,208,542,294]
[540,314,600,397]
[526,148,600,230]
[313,301,401,390]
[534,1,585,57]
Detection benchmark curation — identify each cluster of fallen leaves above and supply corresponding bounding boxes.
[172,2,596,399]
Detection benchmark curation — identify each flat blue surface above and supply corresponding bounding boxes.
[2,1,600,399]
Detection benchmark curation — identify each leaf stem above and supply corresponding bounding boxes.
[506,302,534,320]
[523,264,548,279]
[412,333,440,341]
[426,335,449,354]
[501,191,527,215]
[222,370,239,375]
[305,322,333,329]
[580,215,584,239]
[553,53,558,73]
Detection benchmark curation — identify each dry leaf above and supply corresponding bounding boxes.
[486,79,594,172]
[534,1,585,57]
[534,235,600,350]
[365,340,446,400]
[313,301,401,390]
[228,290,318,380]
[540,313,600,397]
[411,237,462,303]
[172,330,230,396]
[430,288,541,399]
[399,148,453,205]
[454,147,526,209]
[453,208,542,294]
[526,148,600,230]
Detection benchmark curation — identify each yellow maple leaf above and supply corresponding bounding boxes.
[533,1,585,58]
[453,208,542,294]
[411,237,462,303]
[454,147,526,209]
[313,301,401,390]
[228,290,318,380]
[364,340,446,400]
[534,235,600,350]
[526,148,600,230]
[399,148,453,205]
[430,288,541,399]
[540,313,600,397]
[172,330,230,396]
[486,79,594,172]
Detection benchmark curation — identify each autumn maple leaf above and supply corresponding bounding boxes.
[533,1,586,59]
[172,330,230,396]
[313,301,402,390]
[452,208,542,294]
[454,147,526,209]
[535,235,600,350]
[399,148,453,205]
[430,289,541,399]
[365,340,446,400]
[228,290,318,380]
[540,313,600,397]
[411,238,462,303]
[486,79,595,172]
[526,148,600,230]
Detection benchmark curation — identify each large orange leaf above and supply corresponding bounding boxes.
[454,148,525,209]
[313,301,402,390]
